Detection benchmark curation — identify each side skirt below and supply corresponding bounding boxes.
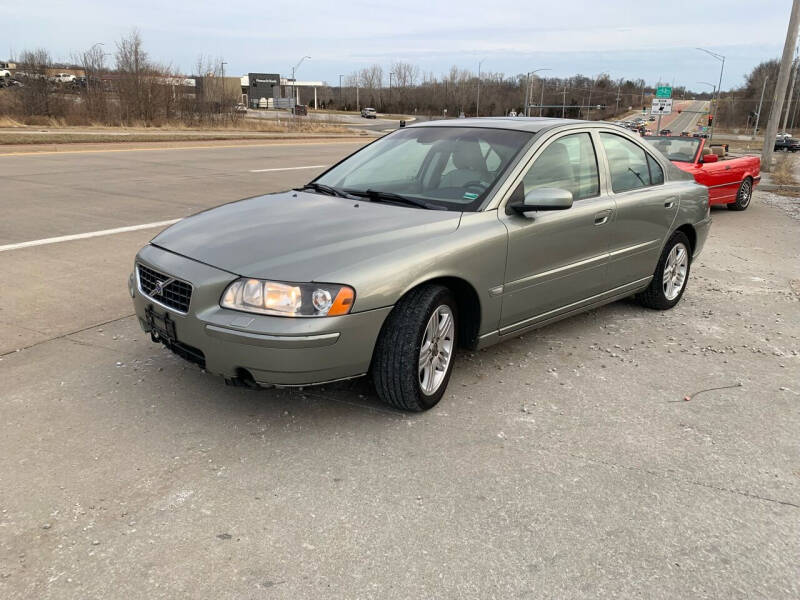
[476,277,651,349]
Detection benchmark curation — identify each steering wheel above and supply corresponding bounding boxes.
[463,180,489,191]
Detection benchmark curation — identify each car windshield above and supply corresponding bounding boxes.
[643,135,701,163]
[313,126,533,211]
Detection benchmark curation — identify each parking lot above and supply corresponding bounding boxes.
[1,141,799,599]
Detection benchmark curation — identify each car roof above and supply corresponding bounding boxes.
[406,116,587,135]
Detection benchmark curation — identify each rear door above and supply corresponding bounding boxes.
[498,130,614,331]
[598,130,678,289]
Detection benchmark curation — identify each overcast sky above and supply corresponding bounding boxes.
[3,0,793,91]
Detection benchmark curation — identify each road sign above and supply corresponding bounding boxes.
[656,86,672,98]
[651,98,673,115]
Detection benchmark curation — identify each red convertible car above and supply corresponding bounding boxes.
[644,136,761,210]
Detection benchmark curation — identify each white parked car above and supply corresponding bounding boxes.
[361,107,377,119]
[53,73,76,84]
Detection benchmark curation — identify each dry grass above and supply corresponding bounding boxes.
[772,154,798,187]
[0,115,354,145]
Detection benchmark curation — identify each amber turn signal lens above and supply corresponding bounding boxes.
[327,286,355,316]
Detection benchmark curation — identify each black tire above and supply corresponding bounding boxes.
[637,231,692,310]
[371,284,457,411]
[727,177,753,211]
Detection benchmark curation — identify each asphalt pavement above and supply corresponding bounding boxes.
[1,141,799,599]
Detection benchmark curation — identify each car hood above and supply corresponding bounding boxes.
[152,191,462,281]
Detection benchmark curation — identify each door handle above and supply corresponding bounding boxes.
[664,200,675,209]
[725,165,731,170]
[594,210,611,225]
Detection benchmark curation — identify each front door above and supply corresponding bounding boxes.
[499,131,614,332]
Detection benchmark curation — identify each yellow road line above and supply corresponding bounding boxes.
[0,139,367,158]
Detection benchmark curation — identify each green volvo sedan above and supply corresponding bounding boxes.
[130,118,711,411]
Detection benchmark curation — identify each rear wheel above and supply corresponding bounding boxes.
[637,231,691,310]
[727,177,752,211]
[372,285,457,411]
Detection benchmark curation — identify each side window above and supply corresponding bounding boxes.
[647,154,664,185]
[516,132,599,201]
[478,139,502,172]
[600,132,656,193]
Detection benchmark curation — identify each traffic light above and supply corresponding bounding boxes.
[708,115,713,126]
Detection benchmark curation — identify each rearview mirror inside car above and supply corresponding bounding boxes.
[510,187,574,216]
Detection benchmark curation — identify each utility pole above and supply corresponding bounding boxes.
[476,58,485,117]
[221,61,227,105]
[562,83,567,118]
[781,53,799,132]
[615,81,621,115]
[339,74,343,109]
[754,77,768,138]
[539,77,545,116]
[762,0,800,171]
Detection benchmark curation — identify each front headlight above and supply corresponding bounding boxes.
[220,278,355,317]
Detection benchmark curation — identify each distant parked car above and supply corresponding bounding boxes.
[648,116,656,122]
[235,103,247,113]
[775,137,800,152]
[361,107,377,119]
[659,129,672,136]
[52,73,76,84]
[775,132,791,140]
[692,132,710,139]
[0,69,10,87]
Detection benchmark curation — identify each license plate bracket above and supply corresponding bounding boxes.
[145,305,177,343]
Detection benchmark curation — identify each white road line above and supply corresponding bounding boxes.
[0,219,181,252]
[249,164,329,173]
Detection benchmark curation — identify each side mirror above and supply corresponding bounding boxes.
[702,153,718,164]
[509,187,573,217]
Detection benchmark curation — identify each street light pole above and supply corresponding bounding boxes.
[476,58,485,117]
[290,55,311,109]
[389,71,394,111]
[696,47,725,141]
[524,68,550,116]
[697,81,716,134]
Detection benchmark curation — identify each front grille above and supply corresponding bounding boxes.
[137,264,193,313]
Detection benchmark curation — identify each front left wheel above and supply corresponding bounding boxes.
[371,284,457,411]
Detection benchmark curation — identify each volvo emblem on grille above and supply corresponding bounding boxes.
[152,278,174,296]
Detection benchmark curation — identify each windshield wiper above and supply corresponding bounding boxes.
[295,183,353,198]
[348,189,437,210]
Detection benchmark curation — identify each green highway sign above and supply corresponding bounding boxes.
[656,86,672,98]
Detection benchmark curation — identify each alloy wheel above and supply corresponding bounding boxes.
[418,305,455,395]
[662,242,689,301]
[738,180,752,208]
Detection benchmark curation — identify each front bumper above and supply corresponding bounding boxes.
[131,244,391,386]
